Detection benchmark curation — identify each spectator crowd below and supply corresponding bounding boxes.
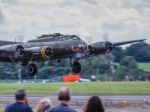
[4,87,105,112]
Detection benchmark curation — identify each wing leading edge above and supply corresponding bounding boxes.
[112,39,146,47]
[0,40,17,46]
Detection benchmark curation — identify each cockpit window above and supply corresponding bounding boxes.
[56,36,71,41]
[57,36,63,41]
[64,36,70,40]
[29,33,81,43]
[70,35,81,40]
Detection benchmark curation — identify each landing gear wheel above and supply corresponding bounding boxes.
[28,63,37,76]
[72,61,81,73]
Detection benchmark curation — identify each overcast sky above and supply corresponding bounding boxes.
[0,0,149,44]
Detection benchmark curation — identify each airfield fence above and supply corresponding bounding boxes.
[0,79,50,83]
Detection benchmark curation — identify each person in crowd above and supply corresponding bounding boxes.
[84,96,104,112]
[47,86,77,112]
[36,98,52,112]
[4,89,33,112]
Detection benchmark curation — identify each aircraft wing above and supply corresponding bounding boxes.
[112,39,146,47]
[0,40,17,46]
[87,39,146,55]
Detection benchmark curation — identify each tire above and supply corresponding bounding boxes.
[28,63,37,76]
[72,61,81,73]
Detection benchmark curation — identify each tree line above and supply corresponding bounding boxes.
[112,42,150,62]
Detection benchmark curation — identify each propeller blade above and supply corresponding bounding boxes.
[85,36,93,44]
[16,35,24,43]
[101,33,109,41]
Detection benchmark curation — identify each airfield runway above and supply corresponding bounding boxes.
[0,94,150,112]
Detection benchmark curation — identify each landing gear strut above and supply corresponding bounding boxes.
[71,61,81,73]
[20,60,28,66]
[28,63,37,76]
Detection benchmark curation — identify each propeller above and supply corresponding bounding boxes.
[85,35,93,45]
[15,35,24,43]
[13,45,25,63]
[101,33,114,52]
[84,33,110,44]
[84,33,112,54]
[101,33,109,41]
[16,45,24,57]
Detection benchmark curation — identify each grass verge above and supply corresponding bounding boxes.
[0,82,150,94]
[138,63,150,72]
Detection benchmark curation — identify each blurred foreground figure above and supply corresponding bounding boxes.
[47,86,77,112]
[84,96,104,112]
[36,98,52,112]
[4,89,33,112]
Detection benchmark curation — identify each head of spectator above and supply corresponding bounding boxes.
[58,86,71,105]
[46,87,77,112]
[84,96,104,112]
[4,89,33,112]
[36,98,52,112]
[15,89,28,105]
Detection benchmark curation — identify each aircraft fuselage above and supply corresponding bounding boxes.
[0,33,146,76]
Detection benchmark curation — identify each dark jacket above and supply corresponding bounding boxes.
[5,102,33,112]
[47,103,77,112]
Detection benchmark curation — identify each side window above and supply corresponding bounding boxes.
[63,37,66,40]
[57,37,63,41]
[49,38,54,41]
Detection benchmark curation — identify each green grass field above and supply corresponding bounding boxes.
[138,63,150,72]
[0,82,150,94]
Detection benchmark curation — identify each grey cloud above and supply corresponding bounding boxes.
[59,1,75,7]
[82,0,98,5]
[121,0,150,13]
[0,10,5,24]
[60,0,98,7]
[102,21,125,30]
[0,0,149,43]
[134,1,150,13]
[1,0,19,5]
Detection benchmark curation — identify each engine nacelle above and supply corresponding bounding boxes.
[0,44,24,57]
[88,41,113,54]
[26,46,53,59]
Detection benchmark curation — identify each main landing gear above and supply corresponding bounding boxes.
[28,63,37,76]
[27,60,81,76]
[19,60,37,76]
[24,59,81,76]
[71,61,81,73]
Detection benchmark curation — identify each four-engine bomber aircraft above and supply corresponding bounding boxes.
[0,33,146,76]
